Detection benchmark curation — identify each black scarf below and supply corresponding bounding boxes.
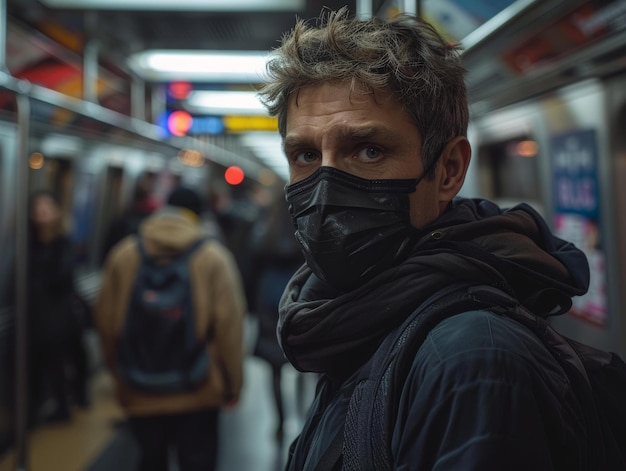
[278,198,589,379]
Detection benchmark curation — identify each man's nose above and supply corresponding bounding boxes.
[320,153,343,171]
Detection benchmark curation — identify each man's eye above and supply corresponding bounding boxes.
[293,151,319,164]
[357,147,383,160]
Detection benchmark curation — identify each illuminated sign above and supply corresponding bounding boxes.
[167,110,193,136]
[158,111,276,136]
[223,115,277,132]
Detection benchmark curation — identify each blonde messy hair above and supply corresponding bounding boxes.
[258,7,469,176]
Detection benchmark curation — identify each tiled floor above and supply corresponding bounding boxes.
[0,372,125,471]
[0,356,316,471]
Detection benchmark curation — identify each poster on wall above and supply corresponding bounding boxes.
[72,172,99,266]
[551,128,607,325]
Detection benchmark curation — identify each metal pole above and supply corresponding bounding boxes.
[403,0,421,16]
[356,0,373,18]
[151,84,166,125]
[83,11,99,103]
[0,0,8,73]
[131,75,146,121]
[14,91,31,471]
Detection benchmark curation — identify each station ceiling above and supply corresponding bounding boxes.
[6,0,625,181]
[7,0,521,81]
[5,0,518,180]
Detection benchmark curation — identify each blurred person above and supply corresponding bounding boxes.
[95,186,246,471]
[256,8,615,470]
[210,181,262,304]
[28,190,89,423]
[248,188,304,442]
[101,173,160,262]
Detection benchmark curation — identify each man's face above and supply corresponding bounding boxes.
[284,82,445,229]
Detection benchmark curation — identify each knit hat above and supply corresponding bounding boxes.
[167,187,203,216]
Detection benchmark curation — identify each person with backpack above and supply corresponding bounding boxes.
[257,8,626,470]
[94,186,247,471]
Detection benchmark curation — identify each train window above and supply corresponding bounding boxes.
[476,136,541,206]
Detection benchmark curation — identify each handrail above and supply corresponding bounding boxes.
[461,0,541,53]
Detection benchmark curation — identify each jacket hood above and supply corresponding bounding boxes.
[423,198,589,316]
[138,207,202,256]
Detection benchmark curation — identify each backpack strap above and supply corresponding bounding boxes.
[341,283,502,471]
[479,290,611,469]
[341,283,610,471]
[136,236,206,265]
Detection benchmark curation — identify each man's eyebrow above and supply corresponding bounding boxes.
[283,136,311,152]
[284,126,396,150]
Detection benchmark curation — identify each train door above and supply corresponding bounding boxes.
[471,79,624,357]
[0,107,18,454]
[474,134,542,212]
[466,102,545,214]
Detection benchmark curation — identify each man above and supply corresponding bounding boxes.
[95,186,246,471]
[258,8,595,470]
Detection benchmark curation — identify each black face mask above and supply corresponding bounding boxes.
[285,166,432,292]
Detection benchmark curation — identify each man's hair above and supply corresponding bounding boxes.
[258,7,469,177]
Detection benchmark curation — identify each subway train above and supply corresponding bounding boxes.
[2,0,626,469]
[0,81,309,470]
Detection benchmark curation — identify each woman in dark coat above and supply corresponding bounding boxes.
[28,190,88,423]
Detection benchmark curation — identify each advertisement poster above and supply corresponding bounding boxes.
[551,128,606,325]
[72,172,99,266]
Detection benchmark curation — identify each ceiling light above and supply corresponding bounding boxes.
[185,90,267,116]
[40,0,304,11]
[128,50,269,82]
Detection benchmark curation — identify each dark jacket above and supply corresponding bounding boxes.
[279,198,591,470]
[249,198,303,369]
[29,235,77,342]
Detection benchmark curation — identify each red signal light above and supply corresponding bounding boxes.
[169,81,192,100]
[224,166,245,185]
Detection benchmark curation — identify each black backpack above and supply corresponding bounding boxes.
[116,237,210,394]
[337,284,626,470]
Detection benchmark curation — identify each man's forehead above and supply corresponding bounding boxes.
[288,82,396,109]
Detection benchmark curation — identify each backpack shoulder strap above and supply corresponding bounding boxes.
[136,236,206,266]
[341,283,501,471]
[479,290,618,469]
[339,283,622,471]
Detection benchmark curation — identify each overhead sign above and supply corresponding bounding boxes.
[158,111,277,137]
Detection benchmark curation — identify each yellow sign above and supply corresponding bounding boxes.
[223,115,278,132]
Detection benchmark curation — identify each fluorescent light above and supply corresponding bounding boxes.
[41,0,304,11]
[128,50,269,82]
[185,90,267,115]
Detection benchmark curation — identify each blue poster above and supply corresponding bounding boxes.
[551,129,600,219]
[72,172,98,266]
[551,128,606,325]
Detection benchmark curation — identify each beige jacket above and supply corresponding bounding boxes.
[95,208,247,417]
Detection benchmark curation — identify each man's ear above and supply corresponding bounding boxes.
[438,136,471,204]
